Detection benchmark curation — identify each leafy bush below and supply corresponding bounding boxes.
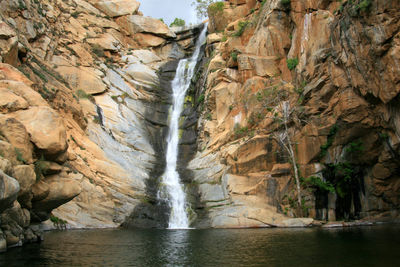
[91,44,105,58]
[304,176,335,193]
[50,215,68,229]
[345,140,364,154]
[320,124,338,158]
[233,21,249,37]
[231,52,238,62]
[170,18,185,27]
[34,155,49,181]
[286,58,299,70]
[197,94,205,103]
[71,11,80,18]
[281,0,291,6]
[208,1,224,16]
[15,148,26,164]
[261,0,267,7]
[234,124,249,138]
[358,0,372,12]
[76,89,90,99]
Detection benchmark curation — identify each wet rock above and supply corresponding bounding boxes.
[281,218,314,227]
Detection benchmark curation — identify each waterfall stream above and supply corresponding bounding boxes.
[158,24,207,229]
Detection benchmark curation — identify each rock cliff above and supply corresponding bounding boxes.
[0,0,203,251]
[187,0,400,228]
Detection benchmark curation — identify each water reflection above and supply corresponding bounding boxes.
[160,230,190,266]
[0,225,399,267]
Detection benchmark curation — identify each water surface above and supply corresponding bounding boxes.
[1,225,399,266]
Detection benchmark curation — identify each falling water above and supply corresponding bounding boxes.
[158,24,207,229]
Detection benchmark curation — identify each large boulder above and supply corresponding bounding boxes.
[86,33,120,52]
[13,106,67,156]
[11,166,35,194]
[116,15,175,38]
[123,63,159,88]
[133,33,166,47]
[0,21,16,39]
[0,157,12,175]
[56,66,107,95]
[32,174,81,213]
[0,64,33,87]
[0,87,28,113]
[0,116,34,164]
[0,80,47,107]
[93,0,140,17]
[0,170,19,213]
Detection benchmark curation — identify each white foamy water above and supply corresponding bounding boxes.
[158,24,207,229]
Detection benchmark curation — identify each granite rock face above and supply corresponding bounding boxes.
[183,0,400,227]
[0,0,208,250]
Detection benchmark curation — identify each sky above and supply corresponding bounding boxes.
[139,0,199,26]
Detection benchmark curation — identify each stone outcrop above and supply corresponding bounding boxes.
[92,0,140,17]
[0,0,207,250]
[184,0,400,228]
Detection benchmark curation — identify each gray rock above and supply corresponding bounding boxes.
[199,184,227,203]
[281,218,314,227]
[122,15,176,38]
[0,230,6,252]
[11,165,35,195]
[0,170,20,213]
[0,157,12,176]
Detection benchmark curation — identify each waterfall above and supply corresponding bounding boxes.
[158,24,207,229]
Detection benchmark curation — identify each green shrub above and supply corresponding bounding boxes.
[71,11,80,18]
[50,215,68,229]
[320,124,338,158]
[358,0,372,12]
[76,89,90,99]
[345,140,364,154]
[34,155,49,181]
[286,58,299,70]
[18,0,26,10]
[91,44,105,58]
[231,52,238,62]
[234,125,249,138]
[197,94,205,103]
[208,1,225,16]
[170,18,185,27]
[15,148,26,164]
[261,0,267,7]
[233,21,249,37]
[281,0,291,6]
[304,176,335,193]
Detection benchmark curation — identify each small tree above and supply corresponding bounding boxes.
[191,0,216,19]
[170,18,186,27]
[273,101,302,214]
